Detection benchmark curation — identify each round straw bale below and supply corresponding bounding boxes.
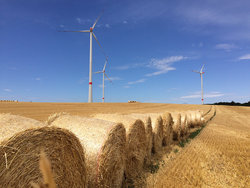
[0,126,87,188]
[162,112,174,146]
[172,113,181,142]
[93,114,147,184]
[151,115,164,154]
[195,112,203,127]
[187,111,203,127]
[129,113,164,154]
[180,114,188,138]
[0,113,44,141]
[187,111,197,128]
[186,113,192,128]
[50,114,126,188]
[134,113,164,154]
[124,114,153,165]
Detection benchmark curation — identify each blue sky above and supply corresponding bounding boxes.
[1,0,250,103]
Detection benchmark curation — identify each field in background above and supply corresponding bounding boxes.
[0,102,210,121]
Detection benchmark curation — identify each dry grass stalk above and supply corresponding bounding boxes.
[45,112,68,125]
[31,150,57,188]
[50,114,126,188]
[0,126,87,188]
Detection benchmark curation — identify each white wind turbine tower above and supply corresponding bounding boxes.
[59,12,106,103]
[94,58,112,103]
[193,64,205,104]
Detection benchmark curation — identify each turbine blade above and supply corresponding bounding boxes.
[105,73,112,83]
[92,10,104,29]
[94,71,103,74]
[200,64,205,72]
[192,70,200,73]
[92,32,107,58]
[58,30,90,33]
[103,60,107,72]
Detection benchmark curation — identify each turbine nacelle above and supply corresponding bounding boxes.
[90,27,93,32]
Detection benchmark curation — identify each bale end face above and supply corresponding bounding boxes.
[126,119,147,184]
[97,123,126,188]
[172,114,181,142]
[152,116,164,154]
[162,112,174,146]
[0,127,87,188]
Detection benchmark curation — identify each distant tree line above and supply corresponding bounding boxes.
[208,101,250,107]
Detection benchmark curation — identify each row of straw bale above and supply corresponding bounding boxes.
[0,110,204,188]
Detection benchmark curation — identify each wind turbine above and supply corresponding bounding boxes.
[193,64,205,104]
[94,58,112,103]
[59,12,106,103]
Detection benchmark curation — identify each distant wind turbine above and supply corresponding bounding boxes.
[59,11,106,103]
[94,58,112,103]
[193,64,205,104]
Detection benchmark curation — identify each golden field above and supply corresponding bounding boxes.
[0,102,249,187]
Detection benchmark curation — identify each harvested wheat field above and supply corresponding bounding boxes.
[0,102,249,187]
[147,105,250,187]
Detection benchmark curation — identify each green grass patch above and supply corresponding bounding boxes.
[149,162,160,174]
[179,138,190,147]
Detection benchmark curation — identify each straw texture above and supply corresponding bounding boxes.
[0,113,44,141]
[124,114,153,165]
[49,114,126,188]
[0,126,87,188]
[93,114,147,186]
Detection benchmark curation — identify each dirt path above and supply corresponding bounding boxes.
[149,106,250,187]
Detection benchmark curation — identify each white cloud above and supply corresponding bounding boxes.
[239,54,250,60]
[59,24,65,28]
[76,18,82,24]
[3,89,12,92]
[181,91,224,99]
[215,43,237,51]
[123,85,130,89]
[76,18,91,25]
[123,20,128,24]
[113,63,145,70]
[146,56,187,77]
[128,79,146,85]
[105,24,110,28]
[35,77,41,81]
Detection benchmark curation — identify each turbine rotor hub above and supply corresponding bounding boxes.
[90,27,93,32]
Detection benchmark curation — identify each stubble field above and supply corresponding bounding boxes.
[0,102,249,187]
